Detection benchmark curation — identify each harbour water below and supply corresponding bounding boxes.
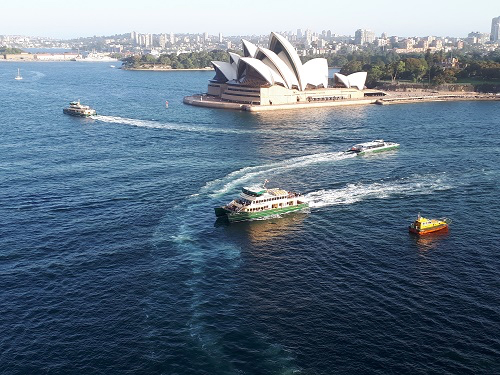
[1,62,499,374]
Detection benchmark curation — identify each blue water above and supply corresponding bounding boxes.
[1,62,499,375]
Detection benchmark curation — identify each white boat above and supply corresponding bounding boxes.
[63,100,97,117]
[15,68,23,80]
[345,140,400,155]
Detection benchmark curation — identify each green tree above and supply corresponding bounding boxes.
[432,67,457,85]
[365,64,384,87]
[387,61,405,82]
[404,58,428,82]
[340,60,363,75]
[158,54,171,65]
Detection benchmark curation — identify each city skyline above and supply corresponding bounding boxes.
[2,0,498,39]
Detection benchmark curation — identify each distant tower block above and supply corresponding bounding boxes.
[491,16,500,42]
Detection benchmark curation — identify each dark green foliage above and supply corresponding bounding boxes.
[334,48,500,89]
[122,50,232,69]
[0,47,24,54]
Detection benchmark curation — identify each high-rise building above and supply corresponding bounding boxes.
[169,32,175,44]
[305,29,312,44]
[355,29,375,45]
[297,29,303,39]
[219,32,223,43]
[491,16,500,42]
[204,32,209,42]
[159,34,166,49]
[468,31,489,44]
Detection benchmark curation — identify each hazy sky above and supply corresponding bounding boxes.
[2,0,498,39]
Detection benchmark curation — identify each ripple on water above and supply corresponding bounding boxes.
[1,63,499,374]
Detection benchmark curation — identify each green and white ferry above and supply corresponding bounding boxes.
[214,181,308,222]
[345,139,400,155]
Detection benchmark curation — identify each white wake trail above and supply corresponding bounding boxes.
[305,174,452,208]
[94,115,244,134]
[202,151,356,197]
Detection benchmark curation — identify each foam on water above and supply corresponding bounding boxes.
[30,71,46,80]
[202,151,356,197]
[94,115,321,137]
[95,114,230,133]
[305,173,453,208]
[95,114,275,135]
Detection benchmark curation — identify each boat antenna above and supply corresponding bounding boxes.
[263,179,269,189]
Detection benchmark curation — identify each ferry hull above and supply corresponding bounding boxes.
[409,224,448,235]
[63,109,96,117]
[215,203,308,222]
[214,207,228,217]
[357,145,400,155]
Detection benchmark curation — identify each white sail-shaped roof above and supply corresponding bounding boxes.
[209,32,366,92]
[212,61,237,82]
[228,52,240,67]
[242,39,258,58]
[302,58,328,88]
[237,57,276,86]
[334,73,350,88]
[255,47,299,89]
[347,72,367,90]
[334,72,367,90]
[268,32,305,90]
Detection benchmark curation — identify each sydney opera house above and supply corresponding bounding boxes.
[184,32,384,110]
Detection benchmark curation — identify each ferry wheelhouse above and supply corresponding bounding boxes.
[63,100,97,117]
[214,181,308,222]
[345,139,400,155]
[409,214,449,235]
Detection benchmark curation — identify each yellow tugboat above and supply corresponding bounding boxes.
[409,214,449,235]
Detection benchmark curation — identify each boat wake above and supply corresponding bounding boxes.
[94,115,221,133]
[202,152,356,197]
[94,115,320,137]
[94,115,254,135]
[31,71,46,80]
[305,174,453,208]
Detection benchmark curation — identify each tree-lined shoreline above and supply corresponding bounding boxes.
[121,48,500,92]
